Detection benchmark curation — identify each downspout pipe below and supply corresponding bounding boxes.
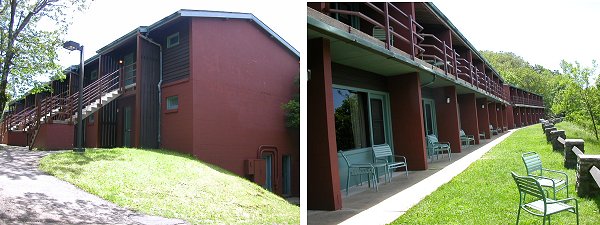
[139,34,163,147]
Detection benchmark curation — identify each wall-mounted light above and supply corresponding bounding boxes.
[446,97,450,104]
[497,108,499,111]
[118,59,124,64]
[481,104,485,109]
[308,69,311,81]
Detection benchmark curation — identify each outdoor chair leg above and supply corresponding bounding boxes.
[346,171,350,196]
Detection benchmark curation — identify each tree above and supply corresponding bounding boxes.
[481,50,566,112]
[282,75,299,129]
[0,0,88,117]
[553,60,599,140]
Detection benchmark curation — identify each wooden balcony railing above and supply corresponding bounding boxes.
[511,96,543,107]
[315,2,520,104]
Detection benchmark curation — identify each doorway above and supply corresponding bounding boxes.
[123,106,132,147]
[422,98,437,136]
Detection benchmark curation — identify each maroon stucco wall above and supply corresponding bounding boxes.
[506,105,515,129]
[488,102,498,132]
[32,124,74,150]
[6,131,27,146]
[434,86,461,153]
[307,38,341,210]
[188,18,299,197]
[161,78,193,155]
[85,112,99,148]
[458,93,480,144]
[387,73,428,170]
[477,98,490,139]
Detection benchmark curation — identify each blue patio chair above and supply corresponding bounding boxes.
[339,151,378,196]
[372,144,408,182]
[459,129,475,147]
[426,134,451,161]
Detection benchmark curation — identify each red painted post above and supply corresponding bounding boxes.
[307,38,342,211]
[387,73,428,169]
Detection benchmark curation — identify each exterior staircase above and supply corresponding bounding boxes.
[1,68,124,149]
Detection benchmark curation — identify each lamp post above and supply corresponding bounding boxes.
[63,40,85,153]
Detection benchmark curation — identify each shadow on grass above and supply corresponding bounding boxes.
[144,148,237,176]
[40,149,125,177]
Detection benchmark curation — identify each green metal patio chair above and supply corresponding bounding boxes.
[521,152,569,199]
[459,129,475,147]
[426,134,451,161]
[511,172,579,225]
[339,151,378,196]
[372,144,408,183]
[489,124,499,135]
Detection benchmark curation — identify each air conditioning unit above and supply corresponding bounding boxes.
[373,27,394,46]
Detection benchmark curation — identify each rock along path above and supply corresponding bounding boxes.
[0,145,188,225]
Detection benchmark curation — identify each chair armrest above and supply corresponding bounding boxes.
[393,155,407,163]
[529,174,557,186]
[466,135,475,139]
[551,197,578,204]
[542,168,569,180]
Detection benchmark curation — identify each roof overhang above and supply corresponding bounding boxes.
[97,10,299,58]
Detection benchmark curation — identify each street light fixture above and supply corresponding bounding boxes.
[63,40,85,153]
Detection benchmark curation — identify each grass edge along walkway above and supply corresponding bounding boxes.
[340,130,515,225]
[392,125,600,225]
[39,148,300,225]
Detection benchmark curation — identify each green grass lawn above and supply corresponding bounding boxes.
[39,148,299,225]
[392,124,600,225]
[555,121,600,154]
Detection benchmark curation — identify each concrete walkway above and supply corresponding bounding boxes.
[0,145,188,225]
[308,129,517,225]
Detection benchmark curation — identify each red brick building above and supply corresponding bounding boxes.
[1,10,300,197]
[307,2,544,210]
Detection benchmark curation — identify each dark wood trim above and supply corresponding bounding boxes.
[134,33,142,148]
[161,77,189,88]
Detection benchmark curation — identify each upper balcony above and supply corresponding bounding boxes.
[509,86,544,107]
[308,2,509,102]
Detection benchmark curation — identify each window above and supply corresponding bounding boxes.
[90,70,98,81]
[167,32,180,48]
[166,95,179,110]
[333,88,370,150]
[333,87,391,151]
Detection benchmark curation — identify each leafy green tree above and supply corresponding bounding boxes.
[481,50,565,112]
[282,76,299,128]
[553,60,599,140]
[0,0,89,116]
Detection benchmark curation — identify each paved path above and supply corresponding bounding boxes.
[0,145,188,225]
[337,129,516,225]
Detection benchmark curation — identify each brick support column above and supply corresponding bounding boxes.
[458,93,480,144]
[476,98,490,139]
[434,86,461,153]
[307,38,341,210]
[387,73,428,170]
[506,105,515,129]
[488,102,498,133]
